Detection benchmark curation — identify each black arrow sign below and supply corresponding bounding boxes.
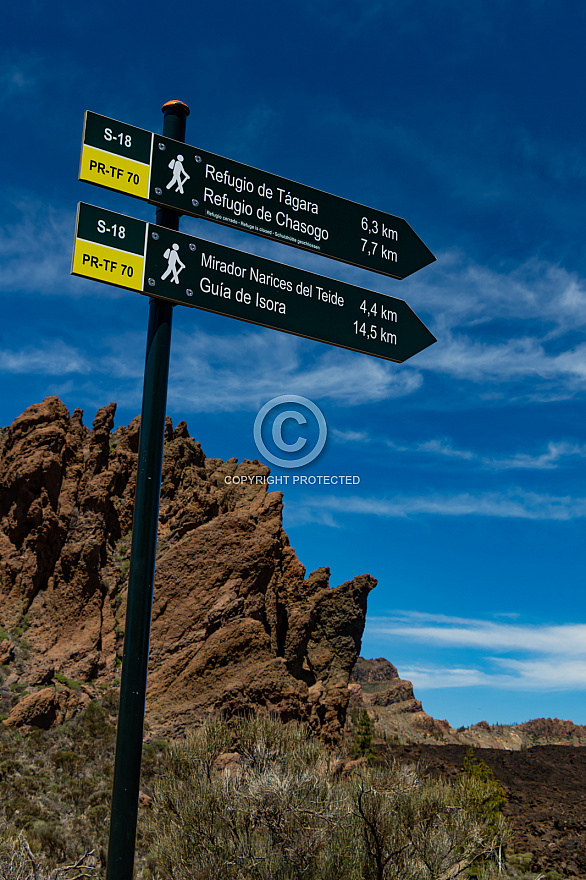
[72,202,436,363]
[80,111,436,281]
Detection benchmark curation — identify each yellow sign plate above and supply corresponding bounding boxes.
[79,144,150,199]
[72,239,145,291]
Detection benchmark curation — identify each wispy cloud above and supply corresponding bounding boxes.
[422,333,586,392]
[0,325,422,412]
[167,327,422,412]
[417,255,586,335]
[397,253,586,400]
[0,198,84,296]
[381,437,586,471]
[409,438,475,461]
[283,505,342,529]
[0,340,91,375]
[331,428,371,443]
[366,612,586,692]
[483,442,586,470]
[294,490,586,522]
[371,613,586,656]
[0,52,39,104]
[491,658,586,690]
[399,659,586,692]
[397,665,507,690]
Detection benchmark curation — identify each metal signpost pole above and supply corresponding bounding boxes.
[105,100,189,880]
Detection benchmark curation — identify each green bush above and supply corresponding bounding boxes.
[458,748,509,874]
[506,851,533,873]
[148,717,355,880]
[352,708,374,758]
[0,828,99,879]
[459,748,507,835]
[54,673,83,690]
[29,820,64,855]
[146,717,510,880]
[50,749,82,774]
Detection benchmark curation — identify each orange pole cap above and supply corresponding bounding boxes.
[161,100,190,115]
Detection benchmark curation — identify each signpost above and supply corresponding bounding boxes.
[73,202,436,363]
[75,102,438,880]
[99,101,187,880]
[80,110,435,280]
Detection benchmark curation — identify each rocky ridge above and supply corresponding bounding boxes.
[0,397,375,742]
[349,658,586,749]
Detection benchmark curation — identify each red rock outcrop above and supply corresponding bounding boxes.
[2,684,94,730]
[350,656,400,684]
[349,656,422,712]
[348,656,451,741]
[517,717,586,740]
[0,398,375,741]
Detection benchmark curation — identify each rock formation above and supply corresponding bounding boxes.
[349,656,424,712]
[348,655,451,740]
[0,397,375,742]
[348,658,586,749]
[350,656,400,684]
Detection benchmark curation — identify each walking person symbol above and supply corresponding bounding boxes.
[166,154,190,194]
[161,243,185,284]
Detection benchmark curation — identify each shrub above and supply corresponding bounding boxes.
[352,708,374,758]
[50,750,82,774]
[0,828,99,879]
[146,717,510,880]
[54,673,83,691]
[459,748,507,835]
[458,748,509,873]
[147,717,355,880]
[29,820,64,856]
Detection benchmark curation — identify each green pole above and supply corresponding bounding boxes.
[106,100,190,880]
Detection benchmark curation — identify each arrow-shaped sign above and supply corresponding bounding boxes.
[79,111,436,281]
[72,202,436,363]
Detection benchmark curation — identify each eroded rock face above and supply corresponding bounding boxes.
[0,398,375,741]
[517,717,586,740]
[2,685,93,729]
[350,657,399,684]
[348,657,427,727]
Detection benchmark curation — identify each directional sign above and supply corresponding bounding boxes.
[79,111,435,281]
[72,203,436,363]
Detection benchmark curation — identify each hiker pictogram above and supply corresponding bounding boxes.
[166,154,190,194]
[161,243,185,284]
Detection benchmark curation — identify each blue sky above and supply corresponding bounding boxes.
[1,0,585,727]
